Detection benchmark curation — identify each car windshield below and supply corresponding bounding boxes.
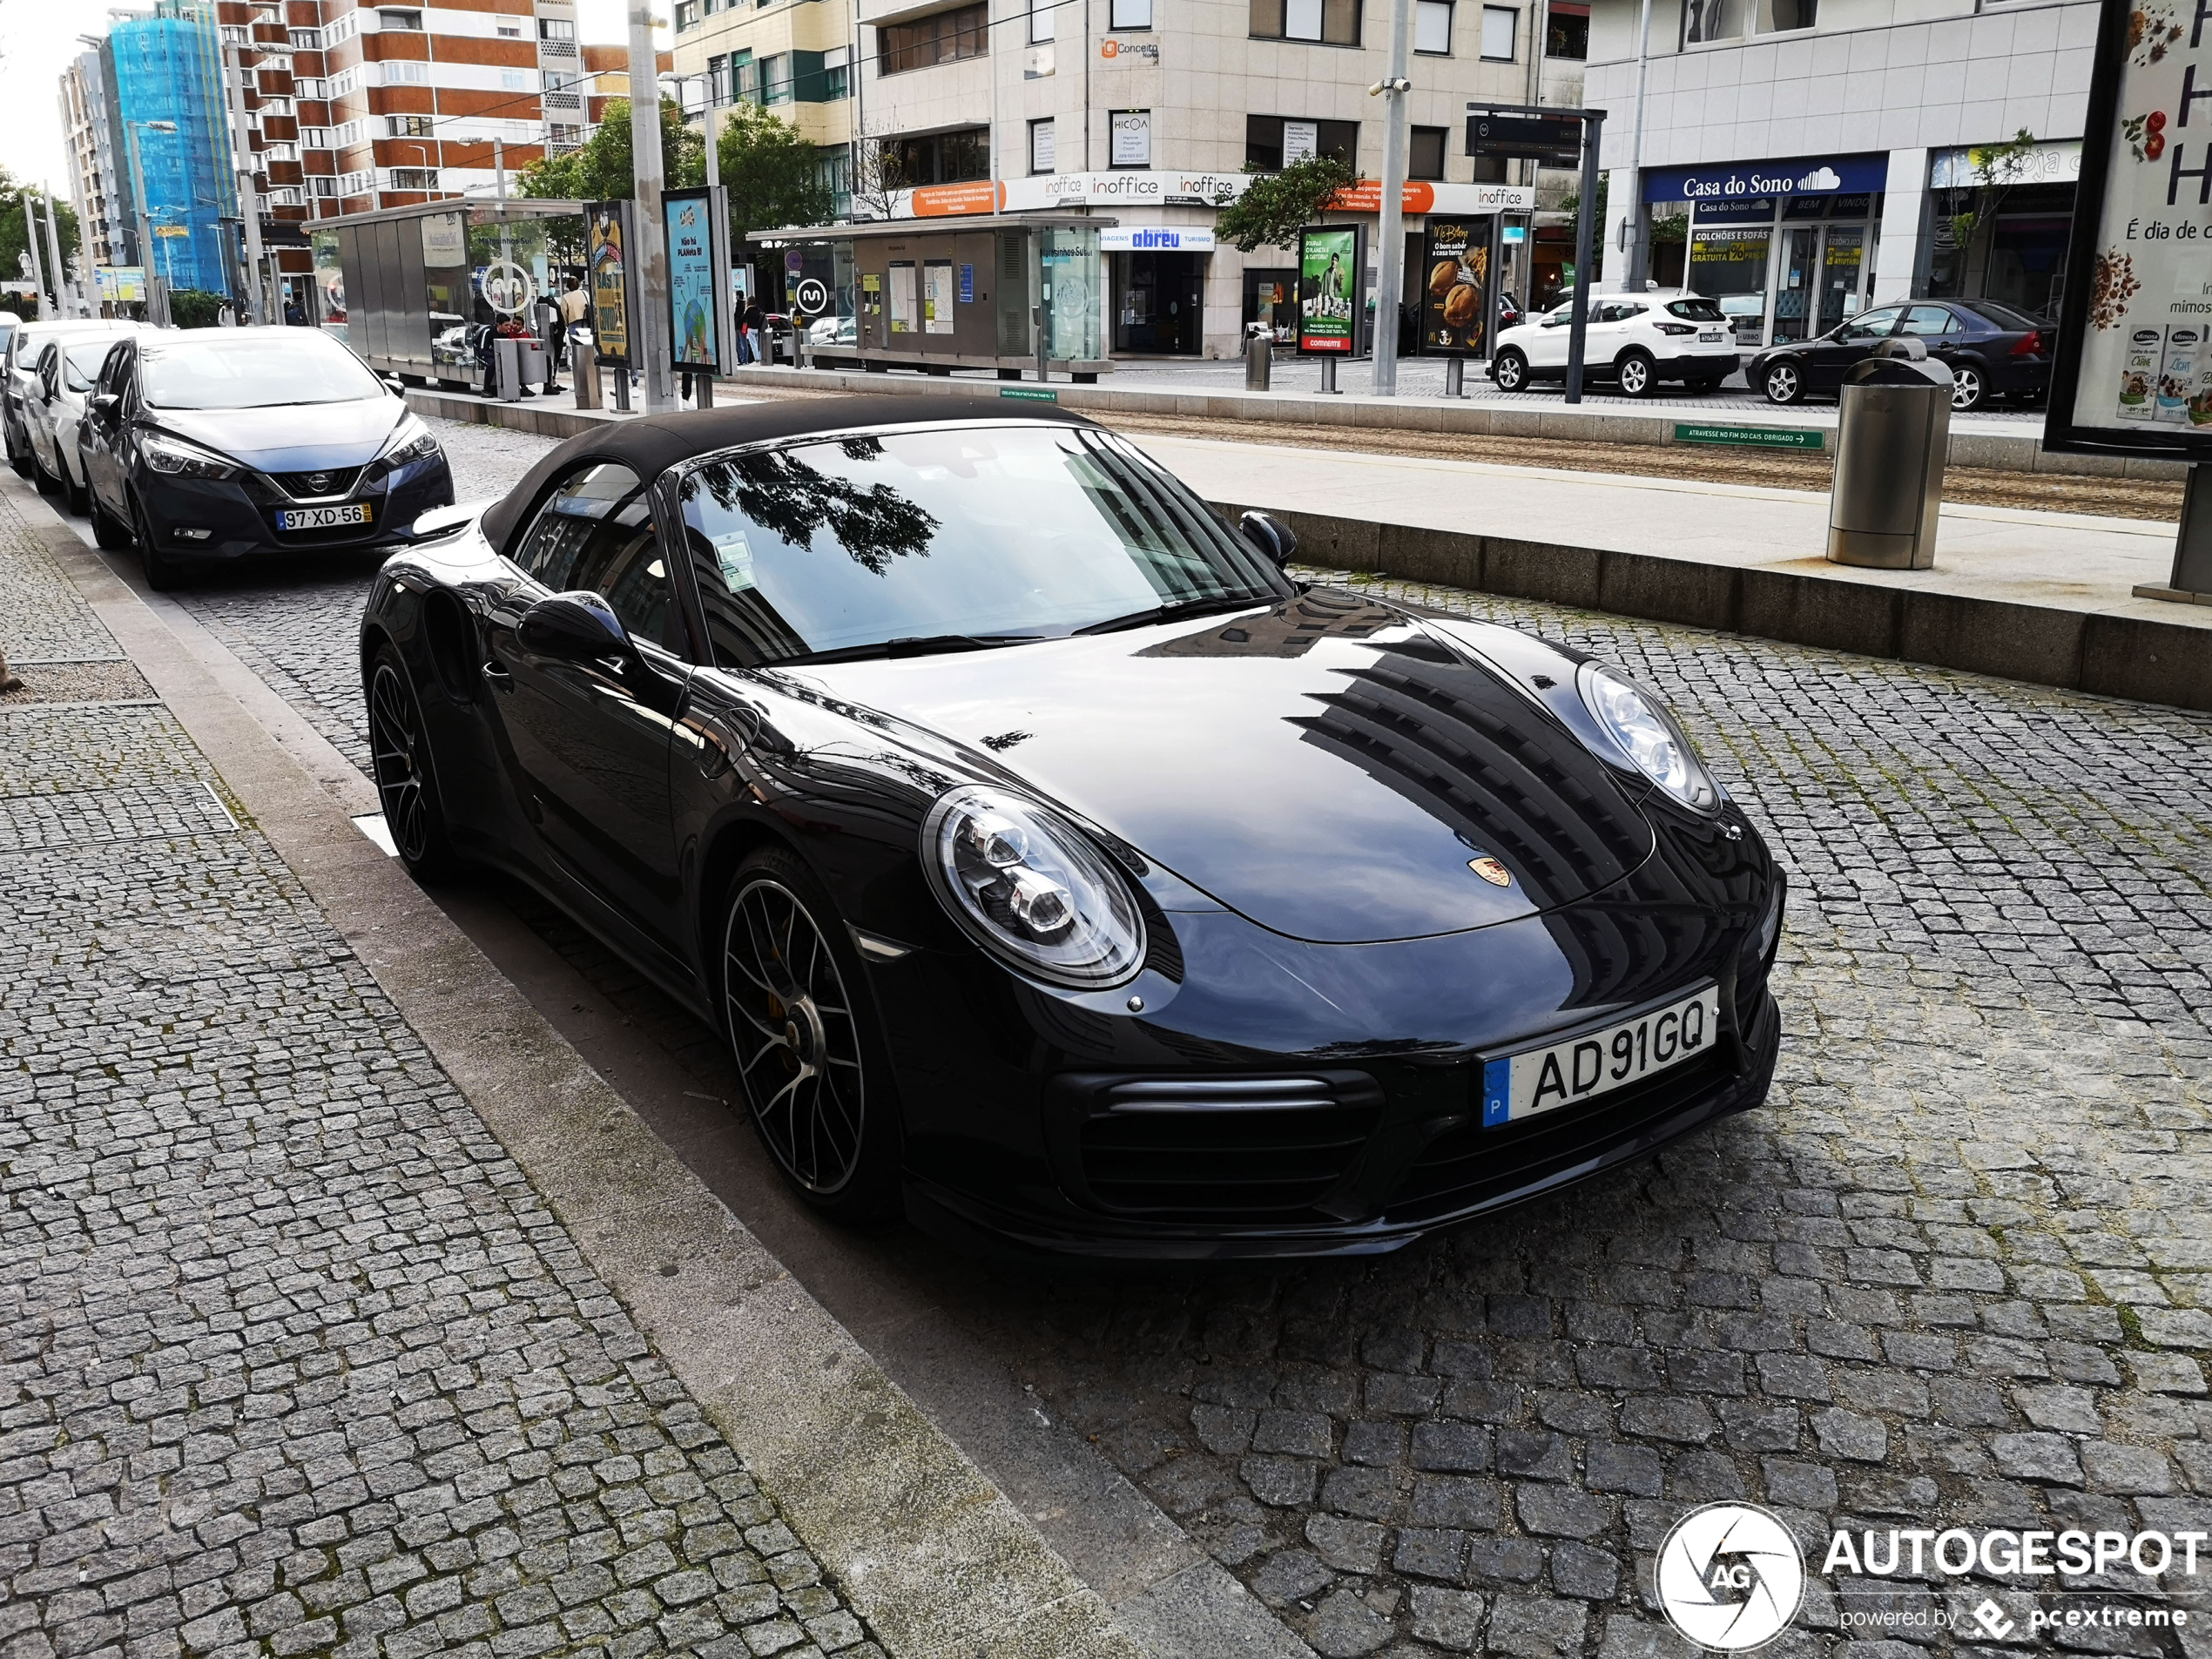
[678,422,1291,666]
[1665,298,1726,322]
[139,334,387,410]
[63,342,116,394]
[1958,300,2041,332]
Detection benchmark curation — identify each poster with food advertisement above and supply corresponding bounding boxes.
[1420,219,1495,355]
[2047,0,2212,457]
[585,201,634,369]
[1298,225,1363,355]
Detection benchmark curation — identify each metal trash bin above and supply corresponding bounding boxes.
[493,336,547,402]
[1245,327,1272,391]
[1827,338,1953,570]
[572,338,601,409]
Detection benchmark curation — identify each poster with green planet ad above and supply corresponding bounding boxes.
[664,191,721,371]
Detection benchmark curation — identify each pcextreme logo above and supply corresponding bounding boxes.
[1656,1504,1805,1651]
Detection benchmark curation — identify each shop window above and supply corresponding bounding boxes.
[1480,5,1517,57]
[1251,0,1362,46]
[1416,0,1453,51]
[1110,0,1153,25]
[1245,114,1358,171]
[880,4,989,73]
[1030,117,1057,173]
[1410,125,1447,180]
[1546,4,1588,57]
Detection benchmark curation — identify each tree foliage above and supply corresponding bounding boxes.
[1212,157,1357,253]
[0,171,83,314]
[1946,128,2038,290]
[518,97,832,246]
[167,288,230,328]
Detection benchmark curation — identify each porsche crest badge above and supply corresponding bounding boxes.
[1468,856,1512,887]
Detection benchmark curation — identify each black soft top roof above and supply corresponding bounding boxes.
[479,393,1097,557]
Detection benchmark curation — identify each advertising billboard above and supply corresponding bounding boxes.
[1298,225,1363,356]
[2045,0,2212,460]
[663,186,729,373]
[585,200,635,369]
[1420,219,1495,357]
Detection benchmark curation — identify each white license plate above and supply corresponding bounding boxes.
[1480,984,1720,1127]
[277,502,371,531]
[1699,331,1723,343]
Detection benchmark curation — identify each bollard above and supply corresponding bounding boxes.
[1318,356,1339,395]
[1445,358,1465,398]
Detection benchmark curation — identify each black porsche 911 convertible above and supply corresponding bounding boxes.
[361,396,1783,1258]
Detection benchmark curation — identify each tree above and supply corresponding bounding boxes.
[712,102,835,241]
[1213,156,1356,253]
[516,97,704,204]
[846,137,913,224]
[167,287,228,327]
[1944,128,2037,299]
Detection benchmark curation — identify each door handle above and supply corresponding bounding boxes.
[482,660,513,691]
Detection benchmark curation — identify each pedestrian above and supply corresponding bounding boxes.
[742,297,765,364]
[557,274,589,381]
[284,296,307,327]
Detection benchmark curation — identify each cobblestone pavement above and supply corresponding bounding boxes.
[0,486,880,1659]
[146,420,2212,1656]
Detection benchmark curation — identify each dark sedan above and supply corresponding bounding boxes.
[361,398,1784,1258]
[78,327,455,589]
[1746,300,2051,411]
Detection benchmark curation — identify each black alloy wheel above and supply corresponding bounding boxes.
[720,850,899,1220]
[1492,347,1529,393]
[1763,362,1803,405]
[368,646,458,880]
[132,496,179,591]
[1615,350,1656,398]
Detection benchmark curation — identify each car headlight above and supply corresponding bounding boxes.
[922,786,1146,989]
[142,432,239,480]
[378,414,441,467]
[1576,662,1721,813]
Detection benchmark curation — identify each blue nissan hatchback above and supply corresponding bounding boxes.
[78,327,454,589]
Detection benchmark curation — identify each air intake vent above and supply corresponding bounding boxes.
[1054,1071,1384,1219]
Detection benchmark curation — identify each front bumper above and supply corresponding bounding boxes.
[137,452,455,563]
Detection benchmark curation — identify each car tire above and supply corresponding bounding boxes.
[1950,365,1986,412]
[1615,351,1657,398]
[5,426,29,480]
[132,496,180,592]
[366,643,462,883]
[61,461,89,517]
[1763,362,1804,405]
[1492,347,1530,393]
[29,446,61,496]
[89,489,132,550]
[718,846,902,1224]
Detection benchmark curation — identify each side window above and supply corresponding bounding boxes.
[1899,305,1954,337]
[1601,302,1645,324]
[1840,306,1902,342]
[37,345,57,397]
[510,462,674,650]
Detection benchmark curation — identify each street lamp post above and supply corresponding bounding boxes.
[222,44,269,324]
[628,0,671,413]
[127,118,180,327]
[40,191,72,319]
[1369,0,1415,396]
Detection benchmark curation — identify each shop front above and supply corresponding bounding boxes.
[1644,153,1888,350]
[1102,226,1213,355]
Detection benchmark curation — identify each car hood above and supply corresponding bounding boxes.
[803,593,1656,945]
[147,398,403,472]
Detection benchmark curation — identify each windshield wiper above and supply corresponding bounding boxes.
[1074,594,1270,636]
[784,632,1047,665]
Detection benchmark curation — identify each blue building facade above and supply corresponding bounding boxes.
[106,7,236,296]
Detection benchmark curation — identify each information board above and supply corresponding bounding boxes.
[585,201,635,369]
[1419,219,1494,357]
[663,186,731,373]
[1298,225,1364,356]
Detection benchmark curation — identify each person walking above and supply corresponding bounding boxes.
[742,297,765,365]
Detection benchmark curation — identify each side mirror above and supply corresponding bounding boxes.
[1238,510,1298,569]
[89,393,119,426]
[383,374,407,396]
[518,590,633,668]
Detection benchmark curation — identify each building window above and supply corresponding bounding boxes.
[1757,0,1815,29]
[675,0,701,26]
[1546,4,1588,56]
[1029,116,1056,172]
[378,8,424,29]
[496,17,523,35]
[759,53,792,101]
[1680,0,1742,42]
[879,4,988,73]
[287,26,320,48]
[1109,108,1150,166]
[1415,0,1453,50]
[327,11,358,45]
[1109,0,1153,25]
[310,175,338,197]
[821,45,851,98]
[300,126,332,148]
[1250,0,1362,45]
[1029,0,1055,44]
[1410,125,1446,179]
[549,123,583,146]
[1480,4,1517,56]
[386,113,434,137]
[501,68,527,88]
[1244,114,1357,170]
[886,126,990,184]
[261,96,294,117]
[388,167,437,189]
[539,17,576,38]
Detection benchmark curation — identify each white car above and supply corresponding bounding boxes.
[1488,288,1740,398]
[4,318,136,489]
[18,323,138,516]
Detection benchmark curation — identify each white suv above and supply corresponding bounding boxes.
[1488,288,1741,397]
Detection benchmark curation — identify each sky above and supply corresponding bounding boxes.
[0,0,660,204]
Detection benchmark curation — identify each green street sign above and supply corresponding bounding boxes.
[1673,422,1824,451]
[1001,386,1059,401]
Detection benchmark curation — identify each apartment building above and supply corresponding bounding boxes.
[1585,0,2089,344]
[60,51,129,273]
[671,0,857,218]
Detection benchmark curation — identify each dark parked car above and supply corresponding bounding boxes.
[1745,300,2051,411]
[361,398,1784,1258]
[78,326,454,589]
